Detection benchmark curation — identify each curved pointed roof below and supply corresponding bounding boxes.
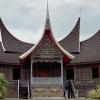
[71,29,100,63]
[0,42,20,64]
[0,18,33,53]
[20,2,74,61]
[59,17,80,53]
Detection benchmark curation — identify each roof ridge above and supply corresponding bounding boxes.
[81,29,100,43]
[0,17,4,28]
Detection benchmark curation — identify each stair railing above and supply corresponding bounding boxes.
[71,80,78,98]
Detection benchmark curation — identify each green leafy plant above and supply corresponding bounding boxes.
[0,73,8,99]
[87,85,100,99]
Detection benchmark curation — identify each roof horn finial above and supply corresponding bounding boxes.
[45,0,51,29]
[79,5,83,19]
[47,0,49,19]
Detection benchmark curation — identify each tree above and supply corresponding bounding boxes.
[0,73,8,99]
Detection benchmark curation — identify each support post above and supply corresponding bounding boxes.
[28,80,30,99]
[60,59,64,97]
[31,59,33,99]
[99,64,100,78]
[18,80,19,100]
[31,59,33,84]
[61,59,63,85]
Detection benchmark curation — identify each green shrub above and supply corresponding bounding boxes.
[0,73,8,99]
[88,85,100,99]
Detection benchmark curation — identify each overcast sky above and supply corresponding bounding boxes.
[0,0,100,44]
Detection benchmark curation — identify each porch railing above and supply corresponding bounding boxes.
[8,78,100,86]
[32,77,63,85]
[8,80,30,99]
[72,78,100,85]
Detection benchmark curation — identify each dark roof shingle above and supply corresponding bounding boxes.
[59,17,80,53]
[71,30,100,63]
[0,42,20,64]
[1,17,100,64]
[0,18,33,53]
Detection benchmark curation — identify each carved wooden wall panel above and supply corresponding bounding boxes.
[31,35,63,62]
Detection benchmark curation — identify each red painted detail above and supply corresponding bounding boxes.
[34,70,49,77]
[63,56,70,63]
[20,55,30,65]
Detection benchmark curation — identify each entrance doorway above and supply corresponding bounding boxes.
[66,69,74,80]
[92,67,99,78]
[13,68,20,80]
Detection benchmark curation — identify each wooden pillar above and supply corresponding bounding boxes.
[61,59,63,87]
[30,59,33,99]
[8,66,13,80]
[31,59,33,84]
[20,65,24,80]
[99,64,100,78]
[28,80,30,99]
[18,80,19,99]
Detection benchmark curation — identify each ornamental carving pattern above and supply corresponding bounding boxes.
[31,35,63,61]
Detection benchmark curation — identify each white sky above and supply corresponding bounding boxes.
[0,0,100,44]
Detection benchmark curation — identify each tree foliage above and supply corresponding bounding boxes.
[0,73,8,99]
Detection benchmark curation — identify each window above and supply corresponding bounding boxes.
[92,67,99,78]
[66,69,74,80]
[13,68,20,80]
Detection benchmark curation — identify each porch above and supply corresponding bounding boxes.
[30,61,64,97]
[7,78,100,98]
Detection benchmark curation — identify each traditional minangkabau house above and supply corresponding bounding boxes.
[0,2,100,99]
